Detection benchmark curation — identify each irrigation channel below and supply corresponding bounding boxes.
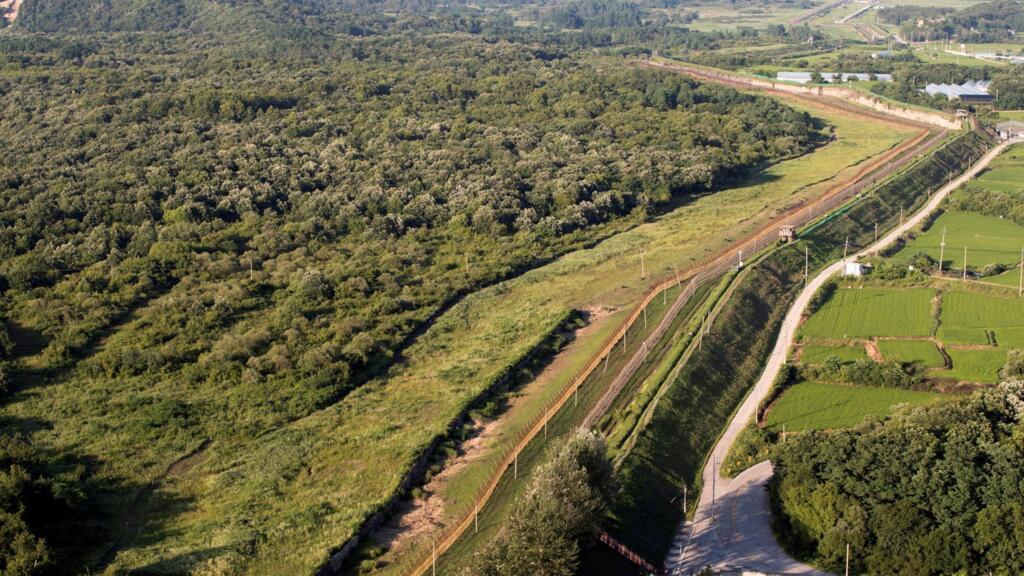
[670,137,1019,576]
[401,65,953,576]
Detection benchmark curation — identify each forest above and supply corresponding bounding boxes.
[0,2,826,572]
[772,380,1024,575]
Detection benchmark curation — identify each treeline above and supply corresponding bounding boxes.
[949,181,1024,227]
[880,0,1024,43]
[772,380,1024,574]
[465,430,617,576]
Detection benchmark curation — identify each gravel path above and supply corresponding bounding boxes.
[669,138,1018,576]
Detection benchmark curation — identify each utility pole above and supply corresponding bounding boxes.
[674,265,681,286]
[643,305,648,330]
[845,543,850,576]
[844,236,849,262]
[874,222,878,243]
[683,483,687,515]
[939,227,946,273]
[963,246,968,280]
[432,540,437,576]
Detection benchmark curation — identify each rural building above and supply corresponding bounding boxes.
[776,71,893,84]
[924,80,994,104]
[779,224,796,243]
[995,120,1024,140]
[844,262,868,277]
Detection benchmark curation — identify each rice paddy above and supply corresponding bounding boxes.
[798,288,936,340]
[877,339,946,368]
[764,382,942,432]
[799,343,869,364]
[896,210,1024,269]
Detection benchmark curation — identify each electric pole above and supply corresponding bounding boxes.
[844,236,849,262]
[939,227,946,273]
[963,246,968,280]
[805,245,809,284]
[845,542,850,576]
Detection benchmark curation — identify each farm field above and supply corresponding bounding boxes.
[877,339,946,367]
[973,144,1024,194]
[896,210,1024,269]
[799,343,868,364]
[984,265,1023,289]
[939,348,1007,383]
[798,287,935,339]
[764,382,942,432]
[938,290,1024,347]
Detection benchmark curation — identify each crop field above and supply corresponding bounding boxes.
[877,339,946,367]
[799,288,935,339]
[938,290,1024,347]
[764,382,942,432]
[939,348,1007,383]
[800,343,868,364]
[973,145,1024,194]
[896,210,1024,269]
[985,265,1024,289]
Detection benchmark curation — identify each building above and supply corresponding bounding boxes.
[779,224,796,243]
[776,71,893,84]
[924,80,994,104]
[844,262,868,277]
[995,120,1024,140]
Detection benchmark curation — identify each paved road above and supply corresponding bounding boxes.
[669,138,1019,576]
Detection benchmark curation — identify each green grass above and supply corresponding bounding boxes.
[939,348,1007,383]
[897,210,1024,270]
[938,290,1024,347]
[985,266,1023,289]
[764,382,942,432]
[799,343,868,364]
[973,144,1024,194]
[877,340,946,367]
[799,288,936,340]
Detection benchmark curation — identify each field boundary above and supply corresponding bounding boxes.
[399,68,950,576]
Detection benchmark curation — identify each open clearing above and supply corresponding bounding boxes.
[938,290,1024,347]
[765,382,942,432]
[897,210,1024,269]
[877,339,946,367]
[798,287,935,339]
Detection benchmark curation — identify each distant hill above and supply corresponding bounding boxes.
[14,0,339,33]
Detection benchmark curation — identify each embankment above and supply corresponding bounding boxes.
[604,128,993,563]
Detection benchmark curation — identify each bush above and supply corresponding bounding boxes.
[1001,349,1024,381]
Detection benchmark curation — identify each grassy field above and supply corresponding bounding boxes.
[799,288,935,340]
[985,266,1023,290]
[939,348,1007,383]
[799,343,868,364]
[897,210,1024,269]
[764,382,943,432]
[877,339,946,367]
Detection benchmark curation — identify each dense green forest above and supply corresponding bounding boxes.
[880,0,1024,43]
[0,1,827,571]
[772,380,1024,574]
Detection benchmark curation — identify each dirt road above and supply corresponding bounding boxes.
[669,139,1018,575]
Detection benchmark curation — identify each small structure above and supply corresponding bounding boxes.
[996,120,1024,140]
[955,109,970,118]
[779,224,796,243]
[924,80,994,104]
[844,262,868,277]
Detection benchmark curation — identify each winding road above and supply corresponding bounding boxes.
[669,138,1019,575]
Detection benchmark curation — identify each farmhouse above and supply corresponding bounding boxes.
[924,80,994,104]
[995,120,1024,140]
[776,71,893,84]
